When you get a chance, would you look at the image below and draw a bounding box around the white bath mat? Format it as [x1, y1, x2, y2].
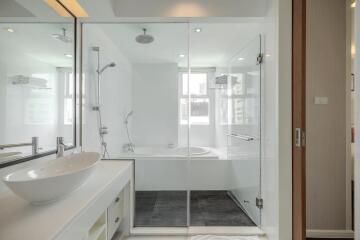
[190, 235, 260, 240]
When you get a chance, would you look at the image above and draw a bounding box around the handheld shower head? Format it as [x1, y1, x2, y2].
[97, 62, 116, 74]
[124, 110, 134, 124]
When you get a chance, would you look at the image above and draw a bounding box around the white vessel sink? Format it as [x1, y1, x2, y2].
[3, 152, 101, 204]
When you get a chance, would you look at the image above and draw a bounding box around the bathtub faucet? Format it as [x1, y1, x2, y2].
[123, 143, 135, 153]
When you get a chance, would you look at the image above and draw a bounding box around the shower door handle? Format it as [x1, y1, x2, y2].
[226, 133, 254, 141]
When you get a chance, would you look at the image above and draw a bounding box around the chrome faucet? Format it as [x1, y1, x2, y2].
[0, 136, 39, 155]
[56, 137, 66, 158]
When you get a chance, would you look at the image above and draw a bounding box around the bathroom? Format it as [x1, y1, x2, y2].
[0, 1, 292, 240]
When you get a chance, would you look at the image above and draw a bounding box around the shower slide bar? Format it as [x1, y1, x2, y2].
[226, 133, 255, 141]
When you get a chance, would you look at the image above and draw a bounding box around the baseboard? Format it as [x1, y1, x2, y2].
[306, 229, 354, 238]
[130, 226, 264, 236]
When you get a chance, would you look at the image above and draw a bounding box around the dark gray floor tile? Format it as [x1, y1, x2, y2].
[134, 190, 256, 227]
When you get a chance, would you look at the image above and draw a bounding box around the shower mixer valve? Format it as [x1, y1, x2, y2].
[92, 105, 100, 111]
[99, 126, 109, 135]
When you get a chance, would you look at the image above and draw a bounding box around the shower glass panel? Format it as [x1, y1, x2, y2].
[188, 23, 262, 226]
[82, 22, 189, 227]
[82, 22, 262, 229]
[227, 36, 262, 226]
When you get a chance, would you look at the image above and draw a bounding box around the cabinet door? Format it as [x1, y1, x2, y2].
[107, 191, 124, 239]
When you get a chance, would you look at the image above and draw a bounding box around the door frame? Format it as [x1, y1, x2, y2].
[292, 0, 306, 239]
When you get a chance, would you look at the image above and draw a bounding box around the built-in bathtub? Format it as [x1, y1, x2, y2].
[133, 146, 211, 157]
[125, 146, 219, 160]
[118, 146, 229, 190]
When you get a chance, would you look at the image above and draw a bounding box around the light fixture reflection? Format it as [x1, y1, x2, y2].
[4, 27, 15, 33]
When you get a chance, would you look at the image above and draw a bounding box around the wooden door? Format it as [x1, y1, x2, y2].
[292, 0, 306, 239]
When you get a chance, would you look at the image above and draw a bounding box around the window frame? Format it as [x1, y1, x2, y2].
[178, 69, 212, 126]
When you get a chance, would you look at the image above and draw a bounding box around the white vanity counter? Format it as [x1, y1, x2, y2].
[0, 160, 133, 240]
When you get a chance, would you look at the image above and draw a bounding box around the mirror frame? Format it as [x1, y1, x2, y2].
[0, 9, 78, 168]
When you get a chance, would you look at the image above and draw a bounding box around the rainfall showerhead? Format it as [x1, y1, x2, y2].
[52, 28, 72, 43]
[98, 62, 116, 74]
[135, 28, 154, 44]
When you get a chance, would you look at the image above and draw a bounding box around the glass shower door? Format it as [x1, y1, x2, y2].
[227, 35, 262, 226]
[187, 23, 262, 227]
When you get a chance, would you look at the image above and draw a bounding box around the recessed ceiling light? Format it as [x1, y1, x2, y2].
[238, 57, 245, 61]
[351, 1, 356, 7]
[194, 28, 202, 33]
[64, 54, 73, 58]
[179, 54, 185, 58]
[4, 28, 15, 33]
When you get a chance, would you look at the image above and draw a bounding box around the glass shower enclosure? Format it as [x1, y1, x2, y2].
[81, 22, 262, 228]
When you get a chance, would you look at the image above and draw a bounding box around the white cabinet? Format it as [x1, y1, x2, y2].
[107, 190, 125, 240]
[86, 189, 125, 240]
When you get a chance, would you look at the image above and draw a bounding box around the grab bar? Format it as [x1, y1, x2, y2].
[226, 133, 255, 141]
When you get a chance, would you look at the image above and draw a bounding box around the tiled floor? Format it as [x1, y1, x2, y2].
[135, 191, 256, 227]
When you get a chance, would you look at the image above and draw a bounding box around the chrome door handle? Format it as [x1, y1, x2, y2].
[226, 133, 254, 141]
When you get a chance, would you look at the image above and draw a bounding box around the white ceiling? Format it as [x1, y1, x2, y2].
[0, 0, 73, 20]
[78, 0, 270, 18]
[93, 22, 261, 68]
[0, 23, 74, 68]
[0, 0, 270, 19]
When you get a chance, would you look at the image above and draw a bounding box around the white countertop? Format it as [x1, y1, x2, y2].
[0, 160, 133, 240]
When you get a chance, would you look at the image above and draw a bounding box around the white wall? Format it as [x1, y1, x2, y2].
[132, 63, 178, 147]
[82, 25, 133, 156]
[260, 0, 292, 239]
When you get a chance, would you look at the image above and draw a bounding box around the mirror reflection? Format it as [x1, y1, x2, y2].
[0, 22, 75, 163]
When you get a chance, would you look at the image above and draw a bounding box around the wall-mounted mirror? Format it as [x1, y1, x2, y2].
[0, 1, 76, 166]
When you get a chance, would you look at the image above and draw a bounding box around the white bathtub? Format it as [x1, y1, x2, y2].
[134, 146, 210, 156]
[120, 147, 230, 191]
[121, 146, 222, 160]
